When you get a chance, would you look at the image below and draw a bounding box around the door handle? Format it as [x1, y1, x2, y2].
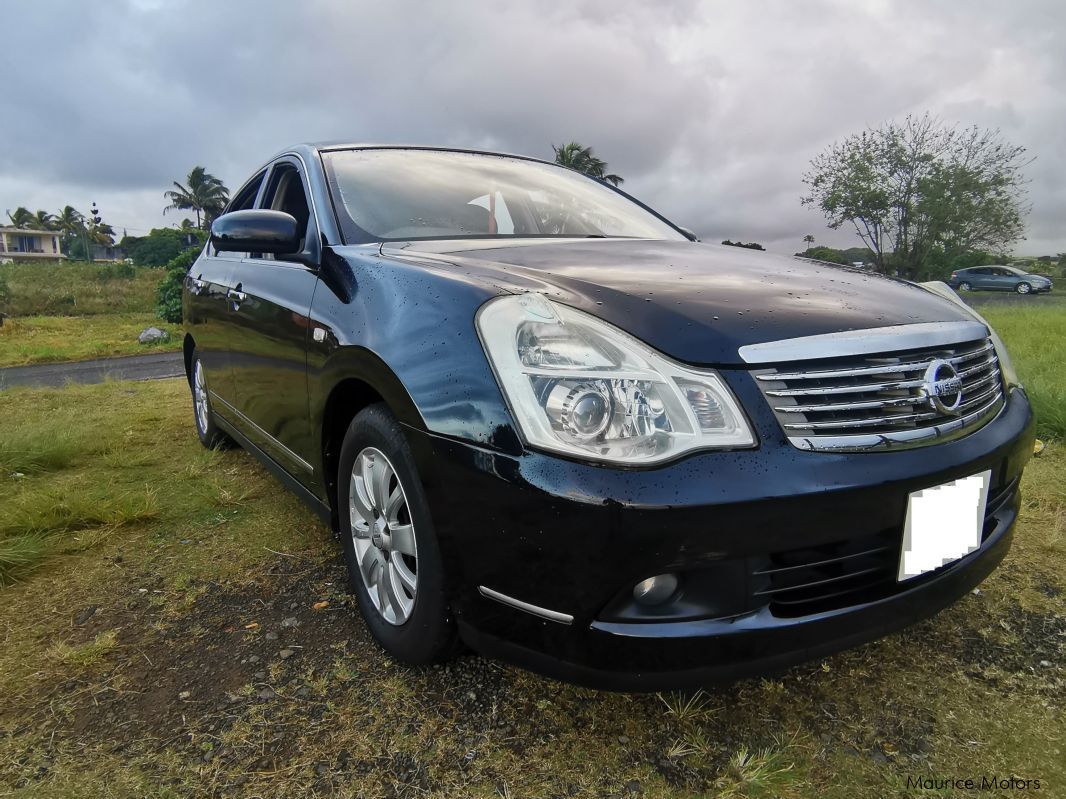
[189, 274, 206, 293]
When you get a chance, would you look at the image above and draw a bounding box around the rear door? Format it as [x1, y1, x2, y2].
[226, 157, 321, 484]
[186, 170, 265, 410]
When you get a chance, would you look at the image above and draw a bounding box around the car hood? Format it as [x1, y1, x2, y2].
[382, 238, 976, 366]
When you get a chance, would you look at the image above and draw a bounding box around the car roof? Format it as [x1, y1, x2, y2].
[272, 142, 560, 169]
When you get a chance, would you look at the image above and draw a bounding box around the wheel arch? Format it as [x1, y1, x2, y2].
[316, 346, 427, 532]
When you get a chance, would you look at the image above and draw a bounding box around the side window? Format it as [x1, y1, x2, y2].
[255, 162, 312, 259]
[227, 170, 266, 213]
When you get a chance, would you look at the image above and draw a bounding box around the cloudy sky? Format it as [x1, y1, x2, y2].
[1, 0, 1063, 254]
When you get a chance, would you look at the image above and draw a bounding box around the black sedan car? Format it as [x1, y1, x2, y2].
[183, 144, 1034, 690]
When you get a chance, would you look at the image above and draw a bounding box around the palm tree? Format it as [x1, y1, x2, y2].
[552, 142, 624, 186]
[6, 207, 33, 228]
[164, 166, 230, 229]
[54, 206, 85, 255]
[90, 222, 116, 246]
[32, 210, 56, 230]
[803, 234, 815, 251]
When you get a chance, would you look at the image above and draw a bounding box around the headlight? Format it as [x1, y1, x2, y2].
[919, 281, 1021, 387]
[476, 293, 755, 464]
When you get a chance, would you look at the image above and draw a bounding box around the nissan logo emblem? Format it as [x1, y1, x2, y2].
[922, 358, 964, 415]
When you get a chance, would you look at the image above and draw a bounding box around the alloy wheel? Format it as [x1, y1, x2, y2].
[1017, 282, 1031, 294]
[959, 282, 972, 291]
[349, 447, 419, 625]
[193, 360, 209, 434]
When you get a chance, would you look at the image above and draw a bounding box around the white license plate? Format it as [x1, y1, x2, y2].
[898, 471, 991, 581]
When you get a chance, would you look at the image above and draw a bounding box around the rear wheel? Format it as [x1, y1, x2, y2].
[190, 353, 230, 449]
[338, 404, 458, 664]
[1016, 282, 1032, 295]
[958, 282, 972, 292]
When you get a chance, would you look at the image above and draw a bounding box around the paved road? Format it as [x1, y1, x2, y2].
[0, 352, 185, 390]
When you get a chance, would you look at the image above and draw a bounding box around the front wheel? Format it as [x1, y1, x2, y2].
[338, 404, 458, 664]
[958, 282, 972, 292]
[1016, 282, 1032, 295]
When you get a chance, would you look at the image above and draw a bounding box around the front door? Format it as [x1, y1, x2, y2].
[190, 170, 266, 409]
[226, 158, 320, 485]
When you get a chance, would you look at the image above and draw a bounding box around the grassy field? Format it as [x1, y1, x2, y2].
[0, 313, 180, 367]
[968, 292, 1066, 440]
[0, 322, 1063, 796]
[0, 260, 179, 367]
[0, 260, 165, 317]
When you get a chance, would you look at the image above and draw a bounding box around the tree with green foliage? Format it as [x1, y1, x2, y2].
[30, 210, 56, 230]
[552, 142, 624, 186]
[803, 234, 815, 250]
[55, 205, 84, 249]
[802, 114, 1029, 279]
[120, 227, 205, 267]
[721, 239, 765, 251]
[796, 246, 850, 264]
[5, 207, 33, 228]
[163, 166, 230, 230]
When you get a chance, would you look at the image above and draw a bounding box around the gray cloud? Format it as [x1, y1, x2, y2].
[1, 0, 1063, 253]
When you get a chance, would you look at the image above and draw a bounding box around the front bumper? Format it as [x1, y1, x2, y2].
[404, 386, 1035, 691]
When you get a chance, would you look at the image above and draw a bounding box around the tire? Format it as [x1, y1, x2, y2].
[337, 403, 458, 664]
[190, 352, 230, 449]
[959, 282, 972, 292]
[1016, 282, 1032, 295]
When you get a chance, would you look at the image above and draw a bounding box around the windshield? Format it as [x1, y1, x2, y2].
[323, 148, 685, 243]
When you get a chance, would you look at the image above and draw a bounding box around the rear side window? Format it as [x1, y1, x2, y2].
[228, 170, 266, 213]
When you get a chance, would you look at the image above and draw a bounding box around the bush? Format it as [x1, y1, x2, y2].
[156, 247, 199, 324]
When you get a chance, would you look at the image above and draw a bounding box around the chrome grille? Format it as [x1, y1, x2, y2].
[754, 337, 1004, 452]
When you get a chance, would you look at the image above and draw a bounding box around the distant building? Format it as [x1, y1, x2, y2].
[0, 227, 63, 260]
[91, 243, 128, 261]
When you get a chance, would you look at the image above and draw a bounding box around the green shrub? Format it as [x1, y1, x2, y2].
[156, 247, 200, 324]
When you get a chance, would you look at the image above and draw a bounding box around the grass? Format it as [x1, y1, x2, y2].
[0, 260, 163, 317]
[47, 630, 118, 668]
[0, 300, 1062, 797]
[0, 312, 180, 367]
[969, 293, 1066, 440]
[0, 259, 176, 367]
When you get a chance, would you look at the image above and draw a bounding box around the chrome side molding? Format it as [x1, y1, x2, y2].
[477, 586, 574, 625]
[211, 392, 314, 473]
[738, 321, 989, 364]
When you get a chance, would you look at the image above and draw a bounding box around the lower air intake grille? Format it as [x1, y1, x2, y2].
[753, 478, 1018, 618]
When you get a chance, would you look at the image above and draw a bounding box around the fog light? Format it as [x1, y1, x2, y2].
[632, 573, 678, 605]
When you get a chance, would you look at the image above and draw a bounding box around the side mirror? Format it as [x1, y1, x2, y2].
[211, 210, 300, 254]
